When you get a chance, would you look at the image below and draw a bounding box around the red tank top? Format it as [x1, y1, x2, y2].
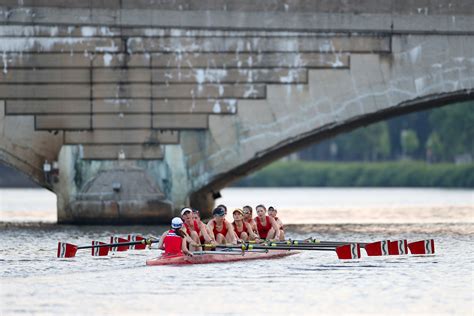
[232, 222, 249, 238]
[184, 220, 201, 236]
[256, 216, 272, 239]
[213, 220, 228, 237]
[164, 230, 183, 255]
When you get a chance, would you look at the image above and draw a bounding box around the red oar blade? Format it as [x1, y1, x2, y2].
[91, 241, 110, 256]
[336, 243, 361, 260]
[110, 237, 130, 252]
[57, 242, 78, 258]
[408, 239, 435, 255]
[365, 240, 390, 256]
[388, 240, 408, 255]
[128, 235, 146, 250]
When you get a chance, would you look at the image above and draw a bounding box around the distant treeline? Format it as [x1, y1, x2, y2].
[233, 161, 474, 188]
[298, 101, 473, 163]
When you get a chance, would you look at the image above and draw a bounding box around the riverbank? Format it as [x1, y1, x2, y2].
[233, 161, 474, 188]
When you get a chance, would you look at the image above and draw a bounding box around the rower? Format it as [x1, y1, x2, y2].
[207, 207, 236, 244]
[232, 209, 259, 242]
[268, 206, 285, 241]
[243, 205, 258, 233]
[181, 207, 216, 249]
[192, 208, 213, 240]
[156, 217, 192, 256]
[254, 204, 281, 241]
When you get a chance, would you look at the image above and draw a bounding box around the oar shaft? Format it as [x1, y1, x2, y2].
[263, 240, 368, 247]
[77, 239, 158, 249]
[205, 244, 337, 251]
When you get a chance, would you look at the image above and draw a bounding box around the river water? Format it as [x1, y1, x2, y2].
[0, 187, 473, 315]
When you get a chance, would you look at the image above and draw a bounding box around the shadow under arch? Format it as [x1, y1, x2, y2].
[191, 89, 474, 210]
[0, 150, 47, 189]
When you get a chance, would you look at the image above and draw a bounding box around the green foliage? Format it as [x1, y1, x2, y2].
[426, 132, 444, 161]
[400, 129, 420, 157]
[234, 161, 474, 188]
[299, 100, 473, 162]
[429, 101, 474, 160]
[333, 122, 391, 161]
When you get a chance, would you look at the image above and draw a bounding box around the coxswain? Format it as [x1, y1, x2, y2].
[207, 207, 236, 244]
[181, 207, 215, 249]
[156, 217, 192, 256]
[242, 205, 258, 233]
[268, 206, 285, 241]
[254, 204, 280, 240]
[232, 209, 259, 242]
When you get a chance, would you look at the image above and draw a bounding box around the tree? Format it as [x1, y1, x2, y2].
[429, 101, 474, 161]
[425, 131, 444, 162]
[400, 129, 419, 158]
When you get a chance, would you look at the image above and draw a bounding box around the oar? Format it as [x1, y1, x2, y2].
[260, 239, 428, 256]
[200, 243, 361, 260]
[256, 238, 368, 247]
[57, 238, 158, 258]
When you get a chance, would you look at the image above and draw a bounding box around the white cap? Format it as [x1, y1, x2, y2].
[180, 207, 193, 216]
[171, 217, 183, 228]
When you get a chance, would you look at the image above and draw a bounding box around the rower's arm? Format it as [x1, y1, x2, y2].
[278, 219, 284, 230]
[181, 237, 191, 256]
[180, 228, 195, 245]
[157, 231, 168, 250]
[245, 222, 258, 240]
[200, 222, 215, 243]
[226, 222, 237, 244]
[207, 220, 216, 240]
[269, 216, 281, 239]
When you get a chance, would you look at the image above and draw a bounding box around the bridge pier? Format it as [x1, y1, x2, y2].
[54, 146, 207, 224]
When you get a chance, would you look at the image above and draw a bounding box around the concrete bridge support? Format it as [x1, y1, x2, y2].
[0, 0, 473, 223]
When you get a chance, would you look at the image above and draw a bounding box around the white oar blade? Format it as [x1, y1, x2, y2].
[57, 242, 78, 258]
[128, 235, 146, 250]
[91, 241, 110, 256]
[408, 239, 435, 255]
[335, 243, 361, 260]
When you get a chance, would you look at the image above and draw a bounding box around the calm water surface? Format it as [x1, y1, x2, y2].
[0, 188, 473, 315]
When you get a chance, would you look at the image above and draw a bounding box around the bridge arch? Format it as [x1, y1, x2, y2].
[191, 89, 474, 211]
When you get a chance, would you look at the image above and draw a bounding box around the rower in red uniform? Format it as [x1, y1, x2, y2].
[243, 205, 258, 234]
[254, 204, 280, 240]
[207, 207, 236, 244]
[232, 209, 259, 242]
[157, 217, 192, 256]
[181, 207, 215, 249]
[268, 206, 285, 241]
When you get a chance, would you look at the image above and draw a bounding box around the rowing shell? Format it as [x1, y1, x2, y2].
[146, 249, 298, 266]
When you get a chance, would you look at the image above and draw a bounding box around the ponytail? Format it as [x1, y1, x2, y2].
[174, 228, 186, 238]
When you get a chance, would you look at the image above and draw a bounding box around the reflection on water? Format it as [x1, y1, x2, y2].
[0, 187, 473, 315]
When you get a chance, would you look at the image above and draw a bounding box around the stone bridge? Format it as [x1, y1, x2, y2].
[0, 0, 472, 223]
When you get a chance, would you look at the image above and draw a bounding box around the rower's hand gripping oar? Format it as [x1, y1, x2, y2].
[57, 237, 159, 258]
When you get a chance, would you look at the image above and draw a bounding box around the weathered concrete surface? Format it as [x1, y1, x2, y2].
[0, 0, 473, 224]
